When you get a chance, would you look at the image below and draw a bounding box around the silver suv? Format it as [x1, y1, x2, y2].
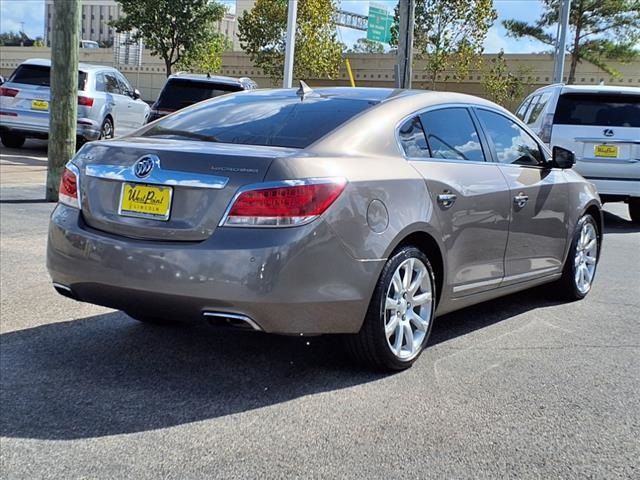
[0, 58, 150, 148]
[147, 73, 257, 123]
[517, 84, 639, 222]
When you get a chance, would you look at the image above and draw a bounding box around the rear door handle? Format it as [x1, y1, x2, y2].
[513, 192, 529, 208]
[437, 192, 457, 208]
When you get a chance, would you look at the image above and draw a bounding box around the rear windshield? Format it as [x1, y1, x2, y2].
[554, 93, 640, 127]
[142, 91, 376, 148]
[9, 64, 87, 90]
[155, 79, 243, 110]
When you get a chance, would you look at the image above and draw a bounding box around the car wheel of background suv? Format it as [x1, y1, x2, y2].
[99, 117, 114, 140]
[1, 133, 26, 149]
[346, 246, 436, 371]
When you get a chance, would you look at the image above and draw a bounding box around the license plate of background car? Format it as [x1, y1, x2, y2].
[594, 144, 618, 158]
[31, 99, 49, 111]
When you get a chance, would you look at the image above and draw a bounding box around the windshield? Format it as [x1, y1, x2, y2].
[554, 93, 640, 127]
[9, 64, 88, 91]
[155, 79, 243, 110]
[142, 91, 377, 148]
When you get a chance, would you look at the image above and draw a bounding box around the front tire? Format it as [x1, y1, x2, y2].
[1, 133, 26, 149]
[346, 246, 436, 371]
[629, 199, 640, 224]
[555, 214, 599, 301]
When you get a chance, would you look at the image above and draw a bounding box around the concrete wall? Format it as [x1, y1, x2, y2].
[2, 46, 639, 109]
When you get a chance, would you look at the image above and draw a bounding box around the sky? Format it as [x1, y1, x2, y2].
[0, 0, 550, 53]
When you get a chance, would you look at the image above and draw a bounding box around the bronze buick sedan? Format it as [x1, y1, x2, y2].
[47, 86, 602, 370]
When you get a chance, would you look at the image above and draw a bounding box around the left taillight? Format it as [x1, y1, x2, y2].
[222, 178, 347, 227]
[0, 87, 19, 97]
[78, 96, 94, 107]
[59, 165, 80, 208]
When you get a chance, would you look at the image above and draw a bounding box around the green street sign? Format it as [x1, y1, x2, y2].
[366, 4, 392, 44]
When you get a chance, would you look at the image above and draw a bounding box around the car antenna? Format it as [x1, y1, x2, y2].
[296, 80, 313, 101]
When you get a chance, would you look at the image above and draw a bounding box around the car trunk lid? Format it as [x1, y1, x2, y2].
[77, 137, 298, 241]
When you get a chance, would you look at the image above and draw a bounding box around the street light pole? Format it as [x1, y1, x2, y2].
[283, 0, 298, 88]
[553, 0, 571, 83]
[46, 0, 80, 201]
[395, 0, 414, 88]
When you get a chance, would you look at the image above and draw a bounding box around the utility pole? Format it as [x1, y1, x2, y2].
[395, 0, 415, 88]
[20, 22, 25, 46]
[552, 0, 571, 83]
[283, 0, 298, 88]
[46, 0, 80, 202]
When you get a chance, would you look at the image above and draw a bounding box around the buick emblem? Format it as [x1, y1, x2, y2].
[133, 155, 156, 178]
[604, 129, 614, 137]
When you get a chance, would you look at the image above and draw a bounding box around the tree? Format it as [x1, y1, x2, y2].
[391, 0, 497, 88]
[238, 0, 343, 84]
[111, 0, 226, 76]
[503, 0, 640, 83]
[483, 51, 533, 110]
[176, 34, 229, 74]
[349, 38, 385, 54]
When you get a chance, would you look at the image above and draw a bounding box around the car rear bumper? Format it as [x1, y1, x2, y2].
[47, 204, 383, 334]
[0, 113, 101, 140]
[583, 176, 640, 199]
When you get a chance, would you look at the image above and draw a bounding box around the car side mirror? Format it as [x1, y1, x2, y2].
[551, 146, 575, 169]
[132, 88, 141, 100]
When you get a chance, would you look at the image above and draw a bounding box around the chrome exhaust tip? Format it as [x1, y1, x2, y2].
[203, 311, 262, 331]
[52, 282, 77, 300]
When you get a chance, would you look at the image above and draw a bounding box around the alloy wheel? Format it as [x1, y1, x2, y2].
[574, 222, 598, 294]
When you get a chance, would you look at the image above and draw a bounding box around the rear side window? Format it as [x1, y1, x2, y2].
[420, 108, 485, 162]
[9, 64, 87, 90]
[527, 92, 551, 125]
[398, 117, 429, 158]
[476, 109, 543, 166]
[554, 93, 640, 127]
[142, 91, 376, 149]
[156, 79, 244, 110]
[516, 96, 533, 120]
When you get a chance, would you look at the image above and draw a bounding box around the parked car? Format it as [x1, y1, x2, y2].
[80, 40, 99, 49]
[0, 58, 150, 148]
[47, 86, 602, 371]
[517, 84, 640, 222]
[146, 72, 257, 122]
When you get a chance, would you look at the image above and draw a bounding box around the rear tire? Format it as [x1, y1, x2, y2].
[346, 246, 436, 371]
[1, 133, 26, 149]
[554, 214, 599, 301]
[629, 199, 640, 224]
[99, 117, 114, 140]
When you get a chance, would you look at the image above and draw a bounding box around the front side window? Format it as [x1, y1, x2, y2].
[103, 73, 121, 94]
[398, 116, 429, 158]
[516, 96, 533, 120]
[420, 108, 485, 162]
[476, 109, 543, 166]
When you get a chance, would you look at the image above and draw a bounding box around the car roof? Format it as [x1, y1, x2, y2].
[19, 58, 113, 73]
[530, 83, 640, 96]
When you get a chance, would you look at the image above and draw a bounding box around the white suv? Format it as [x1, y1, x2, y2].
[517, 84, 639, 223]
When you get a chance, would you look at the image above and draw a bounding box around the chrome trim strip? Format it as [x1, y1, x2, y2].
[218, 177, 347, 228]
[574, 138, 640, 144]
[85, 156, 229, 189]
[502, 266, 559, 283]
[203, 311, 262, 331]
[452, 277, 503, 293]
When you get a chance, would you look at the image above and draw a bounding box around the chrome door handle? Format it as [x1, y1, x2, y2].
[437, 192, 457, 208]
[513, 192, 529, 208]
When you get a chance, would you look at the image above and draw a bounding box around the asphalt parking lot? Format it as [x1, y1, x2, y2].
[1, 141, 639, 479]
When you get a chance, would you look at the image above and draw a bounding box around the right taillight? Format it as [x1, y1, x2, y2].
[540, 113, 554, 145]
[222, 178, 347, 227]
[0, 87, 19, 97]
[59, 165, 80, 208]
